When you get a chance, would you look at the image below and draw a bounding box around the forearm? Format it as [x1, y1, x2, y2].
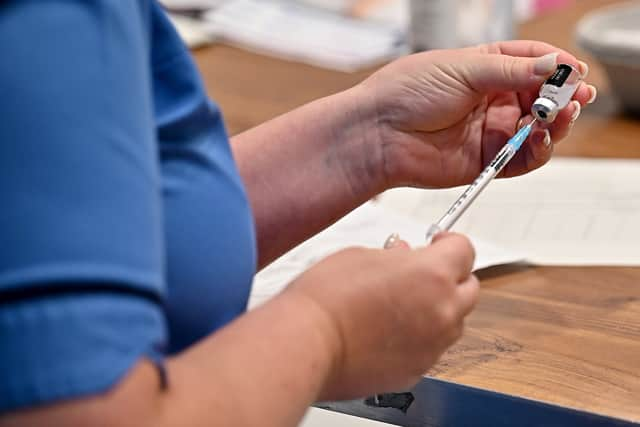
[0, 292, 339, 427]
[165, 292, 338, 427]
[232, 85, 385, 268]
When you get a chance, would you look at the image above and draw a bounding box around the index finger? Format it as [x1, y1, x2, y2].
[471, 40, 584, 75]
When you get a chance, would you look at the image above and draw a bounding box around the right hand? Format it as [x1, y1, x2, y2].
[285, 232, 479, 400]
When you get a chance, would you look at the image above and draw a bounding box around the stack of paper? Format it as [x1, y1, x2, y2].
[202, 0, 406, 71]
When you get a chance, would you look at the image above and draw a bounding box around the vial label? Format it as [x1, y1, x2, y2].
[532, 64, 582, 123]
[545, 64, 574, 87]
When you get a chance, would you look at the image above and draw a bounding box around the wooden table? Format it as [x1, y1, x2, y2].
[193, 1, 640, 424]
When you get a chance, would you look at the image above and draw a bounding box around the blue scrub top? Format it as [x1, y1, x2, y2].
[0, 1, 257, 412]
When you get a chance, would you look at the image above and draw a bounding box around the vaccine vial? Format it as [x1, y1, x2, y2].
[532, 64, 582, 123]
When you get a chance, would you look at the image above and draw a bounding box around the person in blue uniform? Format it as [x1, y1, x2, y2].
[0, 1, 595, 425]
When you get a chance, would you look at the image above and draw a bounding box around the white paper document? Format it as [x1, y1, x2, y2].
[379, 158, 640, 266]
[160, 0, 226, 11]
[168, 14, 217, 48]
[300, 407, 394, 427]
[250, 202, 524, 308]
[202, 0, 406, 71]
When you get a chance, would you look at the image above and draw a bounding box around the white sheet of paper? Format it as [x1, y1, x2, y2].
[168, 13, 217, 48]
[160, 0, 226, 10]
[378, 158, 640, 266]
[299, 407, 395, 427]
[202, 0, 406, 72]
[249, 202, 524, 309]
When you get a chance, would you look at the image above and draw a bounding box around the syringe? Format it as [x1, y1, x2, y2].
[425, 119, 536, 243]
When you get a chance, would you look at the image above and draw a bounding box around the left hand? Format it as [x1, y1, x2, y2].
[355, 40, 596, 189]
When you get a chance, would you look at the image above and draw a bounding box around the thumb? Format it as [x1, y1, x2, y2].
[463, 52, 563, 93]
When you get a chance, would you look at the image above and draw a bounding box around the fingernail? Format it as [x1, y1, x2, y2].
[543, 129, 552, 148]
[384, 233, 400, 249]
[578, 60, 589, 78]
[516, 118, 525, 131]
[587, 84, 598, 104]
[534, 53, 559, 75]
[570, 100, 581, 122]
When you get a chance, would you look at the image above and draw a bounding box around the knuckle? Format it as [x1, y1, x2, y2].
[438, 303, 458, 327]
[483, 42, 498, 54]
[451, 233, 476, 260]
[428, 267, 452, 287]
[438, 233, 475, 269]
[468, 275, 481, 299]
[463, 237, 476, 262]
[501, 57, 518, 82]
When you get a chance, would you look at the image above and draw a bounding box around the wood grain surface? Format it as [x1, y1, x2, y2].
[193, 0, 640, 421]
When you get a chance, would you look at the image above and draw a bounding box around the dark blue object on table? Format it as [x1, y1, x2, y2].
[317, 377, 638, 427]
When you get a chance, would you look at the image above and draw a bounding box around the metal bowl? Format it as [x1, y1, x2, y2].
[575, 1, 640, 115]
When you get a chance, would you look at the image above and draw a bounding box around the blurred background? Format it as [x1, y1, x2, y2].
[161, 0, 640, 122]
[160, 0, 576, 70]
